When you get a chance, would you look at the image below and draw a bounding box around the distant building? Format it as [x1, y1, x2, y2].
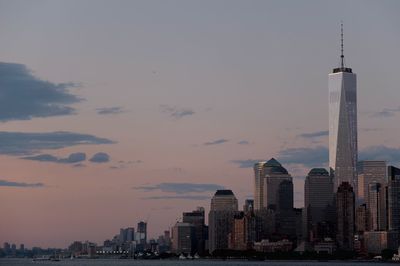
[367, 182, 387, 231]
[136, 221, 147, 251]
[243, 199, 254, 213]
[304, 168, 334, 241]
[328, 35, 358, 192]
[208, 190, 238, 253]
[182, 207, 206, 254]
[336, 182, 355, 251]
[254, 158, 292, 211]
[364, 231, 399, 254]
[357, 161, 387, 203]
[253, 239, 293, 253]
[355, 203, 368, 233]
[171, 222, 195, 254]
[388, 166, 400, 232]
[229, 211, 256, 250]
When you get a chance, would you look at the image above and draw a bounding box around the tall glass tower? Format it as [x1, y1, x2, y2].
[329, 24, 358, 192]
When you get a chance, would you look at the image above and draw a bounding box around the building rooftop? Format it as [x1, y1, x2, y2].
[214, 189, 234, 196]
[308, 168, 329, 176]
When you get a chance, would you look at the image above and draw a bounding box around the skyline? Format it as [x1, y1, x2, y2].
[1, 0, 400, 248]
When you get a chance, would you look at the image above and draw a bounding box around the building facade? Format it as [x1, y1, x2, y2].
[208, 190, 239, 253]
[357, 161, 387, 203]
[328, 28, 358, 192]
[254, 158, 292, 211]
[388, 166, 400, 232]
[336, 182, 355, 251]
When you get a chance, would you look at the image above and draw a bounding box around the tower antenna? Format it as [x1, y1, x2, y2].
[341, 21, 344, 68]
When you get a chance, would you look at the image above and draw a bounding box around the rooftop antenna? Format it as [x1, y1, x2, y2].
[340, 21, 344, 68]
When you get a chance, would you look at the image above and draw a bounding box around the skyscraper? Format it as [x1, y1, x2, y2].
[208, 190, 239, 253]
[304, 168, 335, 241]
[336, 182, 355, 251]
[388, 166, 400, 232]
[367, 182, 387, 231]
[329, 24, 358, 192]
[254, 158, 292, 210]
[182, 207, 206, 254]
[357, 161, 387, 203]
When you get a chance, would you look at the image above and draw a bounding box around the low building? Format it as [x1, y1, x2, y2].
[313, 238, 336, 254]
[253, 239, 292, 253]
[364, 231, 399, 254]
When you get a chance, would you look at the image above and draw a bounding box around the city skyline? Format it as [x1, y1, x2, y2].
[1, 0, 400, 248]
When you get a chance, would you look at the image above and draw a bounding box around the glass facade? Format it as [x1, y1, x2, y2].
[329, 70, 358, 192]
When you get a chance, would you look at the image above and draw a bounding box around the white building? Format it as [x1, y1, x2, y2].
[329, 24, 358, 192]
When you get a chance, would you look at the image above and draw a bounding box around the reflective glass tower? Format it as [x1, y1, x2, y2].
[329, 24, 358, 191]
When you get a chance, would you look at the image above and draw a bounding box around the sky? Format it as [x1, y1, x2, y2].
[0, 0, 400, 248]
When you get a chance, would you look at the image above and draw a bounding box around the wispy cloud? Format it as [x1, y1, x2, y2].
[96, 106, 126, 115]
[237, 140, 250, 145]
[231, 159, 263, 168]
[142, 195, 210, 200]
[134, 182, 224, 194]
[0, 62, 81, 122]
[278, 146, 328, 167]
[298, 130, 328, 139]
[22, 152, 86, 164]
[359, 145, 400, 163]
[204, 139, 229, 146]
[89, 152, 110, 163]
[371, 107, 400, 118]
[0, 131, 114, 156]
[0, 179, 44, 188]
[160, 105, 195, 119]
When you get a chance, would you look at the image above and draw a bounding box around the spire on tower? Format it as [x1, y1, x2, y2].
[341, 21, 344, 68]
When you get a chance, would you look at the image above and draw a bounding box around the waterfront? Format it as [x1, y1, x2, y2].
[0, 259, 394, 266]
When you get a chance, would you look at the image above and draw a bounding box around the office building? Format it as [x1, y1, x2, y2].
[367, 182, 387, 231]
[254, 158, 292, 210]
[388, 166, 400, 232]
[208, 190, 239, 253]
[357, 161, 387, 203]
[336, 182, 355, 251]
[182, 207, 206, 254]
[329, 24, 358, 192]
[304, 168, 334, 241]
[171, 222, 195, 254]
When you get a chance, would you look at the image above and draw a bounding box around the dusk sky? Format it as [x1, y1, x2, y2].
[1, 0, 400, 248]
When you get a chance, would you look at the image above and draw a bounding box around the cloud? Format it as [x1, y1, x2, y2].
[96, 106, 126, 115]
[89, 152, 110, 163]
[142, 195, 210, 200]
[371, 107, 400, 118]
[73, 163, 86, 168]
[160, 105, 195, 119]
[0, 131, 114, 155]
[204, 139, 229, 146]
[134, 182, 224, 194]
[231, 159, 262, 168]
[359, 145, 400, 163]
[0, 179, 44, 188]
[278, 146, 328, 167]
[237, 140, 250, 145]
[22, 152, 86, 164]
[0, 62, 81, 122]
[298, 130, 328, 139]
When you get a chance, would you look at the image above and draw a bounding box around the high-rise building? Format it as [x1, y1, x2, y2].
[254, 158, 292, 211]
[388, 166, 400, 232]
[355, 203, 368, 233]
[208, 190, 239, 253]
[171, 222, 195, 254]
[228, 211, 256, 250]
[329, 24, 358, 192]
[182, 207, 206, 254]
[357, 161, 387, 203]
[304, 168, 335, 241]
[367, 182, 387, 231]
[336, 182, 355, 251]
